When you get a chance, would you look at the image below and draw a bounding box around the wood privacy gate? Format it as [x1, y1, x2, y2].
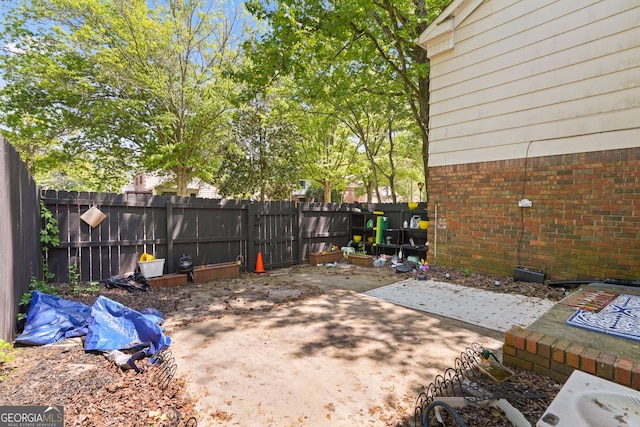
[42, 191, 352, 283]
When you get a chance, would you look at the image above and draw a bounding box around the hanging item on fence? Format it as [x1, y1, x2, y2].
[80, 205, 107, 228]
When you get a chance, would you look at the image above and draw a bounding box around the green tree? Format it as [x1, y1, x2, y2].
[326, 82, 412, 203]
[217, 91, 303, 200]
[305, 182, 342, 203]
[244, 0, 452, 202]
[297, 109, 357, 203]
[0, 0, 248, 195]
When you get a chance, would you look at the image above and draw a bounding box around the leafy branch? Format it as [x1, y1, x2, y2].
[18, 201, 61, 323]
[40, 200, 60, 253]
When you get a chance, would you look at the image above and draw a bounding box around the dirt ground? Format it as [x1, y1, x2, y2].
[0, 263, 566, 426]
[165, 265, 509, 426]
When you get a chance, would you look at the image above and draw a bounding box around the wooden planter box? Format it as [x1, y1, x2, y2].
[148, 273, 187, 288]
[193, 262, 240, 283]
[347, 254, 374, 267]
[308, 251, 344, 265]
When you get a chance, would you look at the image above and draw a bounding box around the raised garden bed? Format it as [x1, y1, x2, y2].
[308, 251, 344, 265]
[347, 254, 374, 267]
[148, 273, 187, 288]
[193, 262, 240, 282]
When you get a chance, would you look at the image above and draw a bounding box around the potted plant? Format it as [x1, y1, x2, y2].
[308, 245, 344, 265]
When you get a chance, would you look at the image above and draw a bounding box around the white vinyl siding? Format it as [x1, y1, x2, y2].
[422, 0, 640, 166]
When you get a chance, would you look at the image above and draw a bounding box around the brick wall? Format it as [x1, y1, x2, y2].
[503, 326, 640, 390]
[427, 148, 640, 280]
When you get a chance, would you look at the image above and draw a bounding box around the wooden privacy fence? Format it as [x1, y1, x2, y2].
[1, 136, 41, 342]
[42, 190, 352, 283]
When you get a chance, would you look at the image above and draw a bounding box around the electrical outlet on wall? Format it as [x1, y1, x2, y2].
[518, 198, 532, 208]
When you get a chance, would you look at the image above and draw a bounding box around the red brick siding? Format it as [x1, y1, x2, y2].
[428, 148, 640, 280]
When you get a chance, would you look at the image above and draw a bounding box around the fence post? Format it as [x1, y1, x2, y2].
[297, 203, 304, 264]
[166, 199, 174, 273]
[1, 137, 41, 341]
[247, 202, 256, 272]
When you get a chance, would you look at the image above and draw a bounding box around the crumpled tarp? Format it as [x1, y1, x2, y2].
[84, 296, 170, 355]
[16, 291, 170, 355]
[15, 291, 91, 345]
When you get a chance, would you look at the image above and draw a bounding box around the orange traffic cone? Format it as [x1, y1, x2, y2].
[255, 252, 266, 274]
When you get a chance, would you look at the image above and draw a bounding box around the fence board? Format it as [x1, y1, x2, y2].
[39, 192, 354, 282]
[1, 143, 362, 341]
[1, 137, 41, 341]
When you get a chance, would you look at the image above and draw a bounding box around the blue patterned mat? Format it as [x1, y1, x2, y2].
[566, 294, 640, 342]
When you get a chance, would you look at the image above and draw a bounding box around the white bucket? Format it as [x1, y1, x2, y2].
[138, 259, 165, 278]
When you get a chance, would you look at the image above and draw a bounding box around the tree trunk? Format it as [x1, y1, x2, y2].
[174, 168, 189, 197]
[323, 180, 331, 203]
[414, 0, 432, 204]
[386, 116, 397, 203]
[367, 180, 374, 203]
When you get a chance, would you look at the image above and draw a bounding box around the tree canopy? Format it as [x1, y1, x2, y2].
[243, 0, 451, 202]
[1, 0, 451, 201]
[1, 0, 248, 195]
[216, 89, 304, 200]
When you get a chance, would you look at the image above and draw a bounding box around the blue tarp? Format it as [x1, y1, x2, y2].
[84, 296, 171, 355]
[16, 291, 170, 355]
[15, 291, 91, 345]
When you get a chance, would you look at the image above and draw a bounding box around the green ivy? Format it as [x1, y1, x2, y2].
[0, 339, 17, 381]
[85, 281, 100, 292]
[17, 278, 60, 322]
[68, 263, 80, 294]
[39, 201, 60, 252]
[0, 340, 15, 363]
[18, 202, 61, 322]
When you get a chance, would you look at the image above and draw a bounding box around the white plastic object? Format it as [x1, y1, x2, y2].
[138, 259, 165, 278]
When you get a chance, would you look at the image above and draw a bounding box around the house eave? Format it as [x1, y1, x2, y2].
[416, 0, 485, 58]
